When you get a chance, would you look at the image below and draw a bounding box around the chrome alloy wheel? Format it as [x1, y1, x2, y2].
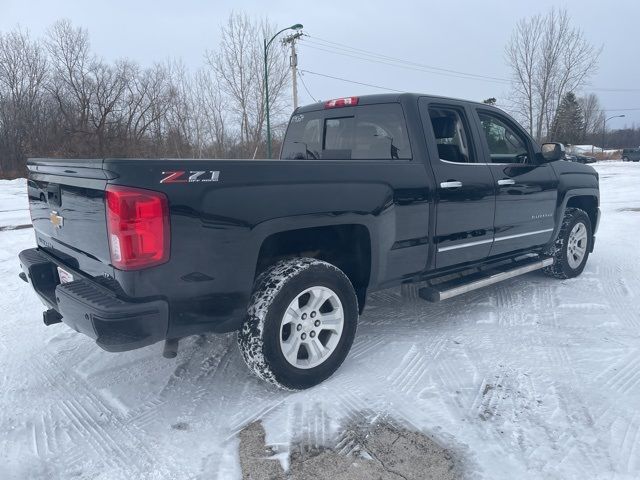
[567, 221, 588, 269]
[279, 286, 344, 369]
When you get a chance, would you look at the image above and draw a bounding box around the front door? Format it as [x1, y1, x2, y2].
[419, 99, 496, 269]
[472, 109, 558, 256]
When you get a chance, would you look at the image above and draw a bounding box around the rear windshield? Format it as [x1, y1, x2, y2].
[281, 103, 412, 160]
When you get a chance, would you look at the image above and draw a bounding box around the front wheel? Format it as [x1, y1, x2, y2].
[543, 208, 592, 279]
[238, 258, 358, 390]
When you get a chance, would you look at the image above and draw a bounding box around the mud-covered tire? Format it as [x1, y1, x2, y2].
[238, 258, 358, 390]
[543, 207, 592, 279]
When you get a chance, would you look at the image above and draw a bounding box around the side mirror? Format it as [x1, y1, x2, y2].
[540, 142, 565, 162]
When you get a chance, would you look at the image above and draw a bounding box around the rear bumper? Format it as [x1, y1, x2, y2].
[19, 248, 168, 352]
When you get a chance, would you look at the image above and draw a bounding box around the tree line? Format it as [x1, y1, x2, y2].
[2, 9, 637, 179]
[0, 13, 292, 178]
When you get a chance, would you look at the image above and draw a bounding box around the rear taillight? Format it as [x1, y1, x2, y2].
[105, 185, 170, 270]
[324, 96, 359, 109]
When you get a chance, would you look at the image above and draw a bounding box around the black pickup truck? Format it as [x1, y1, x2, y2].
[19, 93, 600, 389]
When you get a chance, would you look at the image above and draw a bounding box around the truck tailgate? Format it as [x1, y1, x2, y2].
[27, 159, 114, 278]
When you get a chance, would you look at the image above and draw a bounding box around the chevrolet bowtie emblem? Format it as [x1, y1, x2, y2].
[50, 211, 64, 229]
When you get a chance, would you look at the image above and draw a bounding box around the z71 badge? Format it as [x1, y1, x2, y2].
[160, 170, 220, 184]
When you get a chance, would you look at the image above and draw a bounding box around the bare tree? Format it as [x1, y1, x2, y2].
[579, 93, 605, 138]
[193, 68, 228, 157]
[505, 14, 542, 136]
[45, 19, 94, 144]
[205, 12, 290, 157]
[506, 8, 600, 141]
[89, 60, 131, 154]
[0, 28, 48, 175]
[119, 63, 174, 156]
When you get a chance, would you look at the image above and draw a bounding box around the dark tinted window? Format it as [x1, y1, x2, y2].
[281, 103, 411, 160]
[478, 112, 531, 164]
[428, 107, 475, 163]
[324, 117, 355, 159]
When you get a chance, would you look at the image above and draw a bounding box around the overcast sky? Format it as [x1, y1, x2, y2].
[2, 0, 639, 129]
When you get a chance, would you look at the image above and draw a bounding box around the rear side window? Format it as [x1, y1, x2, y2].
[428, 107, 475, 163]
[281, 103, 412, 160]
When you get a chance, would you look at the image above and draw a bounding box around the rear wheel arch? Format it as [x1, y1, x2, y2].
[254, 224, 372, 312]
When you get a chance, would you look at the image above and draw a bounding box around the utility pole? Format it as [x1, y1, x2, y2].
[283, 31, 303, 110]
[264, 23, 303, 158]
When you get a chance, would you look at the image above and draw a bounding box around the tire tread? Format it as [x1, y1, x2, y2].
[543, 207, 591, 279]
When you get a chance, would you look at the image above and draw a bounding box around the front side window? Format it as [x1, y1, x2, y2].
[281, 103, 411, 160]
[478, 112, 530, 164]
[428, 107, 475, 163]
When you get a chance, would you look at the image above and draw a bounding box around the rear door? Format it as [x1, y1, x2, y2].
[471, 109, 558, 256]
[281, 101, 432, 284]
[419, 98, 496, 269]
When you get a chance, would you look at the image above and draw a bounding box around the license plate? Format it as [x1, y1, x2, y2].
[57, 266, 74, 284]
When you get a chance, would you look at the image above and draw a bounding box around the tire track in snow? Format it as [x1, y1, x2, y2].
[616, 414, 640, 474]
[349, 336, 386, 360]
[125, 333, 236, 431]
[30, 354, 163, 477]
[386, 336, 451, 395]
[434, 354, 471, 395]
[544, 386, 610, 476]
[23, 362, 128, 472]
[388, 344, 426, 395]
[366, 289, 402, 308]
[598, 354, 640, 397]
[545, 344, 571, 368]
[286, 401, 333, 451]
[58, 399, 128, 471]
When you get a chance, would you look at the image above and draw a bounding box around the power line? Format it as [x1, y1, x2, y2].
[299, 69, 640, 117]
[299, 69, 513, 109]
[303, 38, 510, 85]
[602, 107, 640, 111]
[305, 34, 640, 94]
[306, 35, 511, 84]
[297, 69, 318, 102]
[298, 69, 407, 93]
[592, 87, 640, 93]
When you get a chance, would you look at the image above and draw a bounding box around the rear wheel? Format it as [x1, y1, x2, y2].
[623, 156, 629, 162]
[543, 208, 592, 279]
[238, 258, 358, 390]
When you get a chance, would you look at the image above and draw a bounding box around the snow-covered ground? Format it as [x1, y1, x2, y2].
[1, 162, 639, 479]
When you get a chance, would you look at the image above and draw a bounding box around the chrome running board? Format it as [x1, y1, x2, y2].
[418, 257, 554, 302]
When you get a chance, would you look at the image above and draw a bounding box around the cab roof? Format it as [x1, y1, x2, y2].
[294, 92, 496, 114]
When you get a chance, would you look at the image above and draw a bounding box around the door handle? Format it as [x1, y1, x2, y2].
[497, 179, 516, 186]
[440, 181, 463, 189]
